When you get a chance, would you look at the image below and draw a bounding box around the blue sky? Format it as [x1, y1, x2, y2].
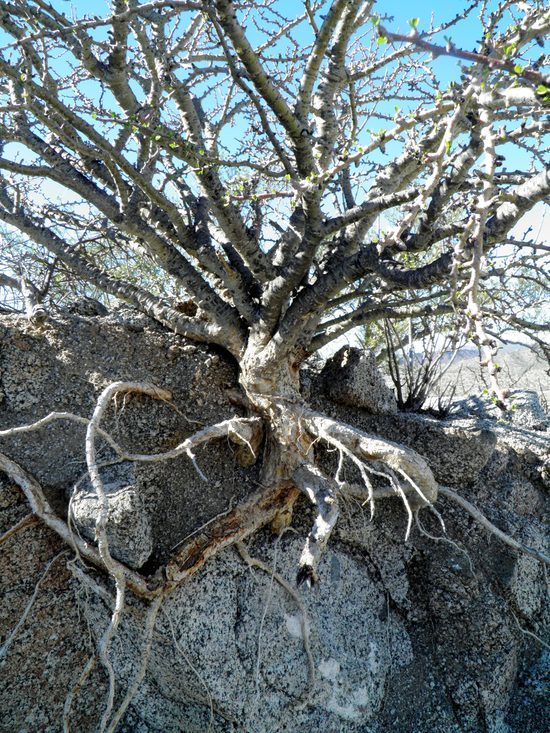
[45, 1, 545, 104]
[51, 0, 494, 61]
[5, 1, 546, 181]
[0, 1, 547, 331]
[5, 2, 548, 217]
[45, 1, 542, 91]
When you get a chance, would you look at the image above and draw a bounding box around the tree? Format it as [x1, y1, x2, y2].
[0, 0, 548, 590]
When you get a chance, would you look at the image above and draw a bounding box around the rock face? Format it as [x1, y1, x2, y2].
[0, 313, 548, 733]
[71, 467, 153, 569]
[452, 389, 549, 431]
[320, 346, 397, 414]
[509, 390, 549, 431]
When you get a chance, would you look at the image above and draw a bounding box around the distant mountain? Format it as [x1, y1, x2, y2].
[432, 347, 549, 404]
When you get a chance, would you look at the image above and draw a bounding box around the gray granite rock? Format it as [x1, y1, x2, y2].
[84, 535, 414, 733]
[66, 297, 109, 317]
[321, 346, 397, 414]
[509, 390, 548, 431]
[451, 389, 548, 432]
[70, 469, 152, 569]
[0, 313, 548, 733]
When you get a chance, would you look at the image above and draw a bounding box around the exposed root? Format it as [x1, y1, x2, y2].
[62, 564, 158, 733]
[170, 496, 236, 553]
[0, 379, 441, 598]
[510, 610, 550, 651]
[104, 595, 163, 733]
[0, 381, 266, 596]
[165, 482, 300, 587]
[236, 540, 316, 710]
[85, 384, 138, 731]
[439, 485, 550, 566]
[328, 434, 376, 518]
[62, 584, 122, 733]
[0, 380, 267, 731]
[0, 512, 39, 547]
[63, 652, 99, 733]
[11, 377, 546, 732]
[95, 580, 124, 732]
[0, 397, 262, 476]
[414, 510, 475, 577]
[163, 605, 215, 732]
[0, 410, 125, 454]
[69, 561, 116, 607]
[301, 407, 438, 507]
[289, 406, 439, 574]
[241, 536, 280, 718]
[0, 549, 69, 664]
[293, 463, 339, 586]
[0, 450, 158, 598]
[115, 415, 263, 474]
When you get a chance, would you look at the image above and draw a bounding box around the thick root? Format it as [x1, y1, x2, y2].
[165, 482, 299, 587]
[301, 407, 438, 507]
[284, 406, 439, 573]
[0, 381, 270, 733]
[293, 463, 339, 586]
[2, 376, 547, 733]
[0, 451, 157, 598]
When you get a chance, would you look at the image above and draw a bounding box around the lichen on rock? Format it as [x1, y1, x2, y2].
[0, 313, 548, 733]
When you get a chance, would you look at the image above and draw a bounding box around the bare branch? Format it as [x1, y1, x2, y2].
[378, 13, 549, 85]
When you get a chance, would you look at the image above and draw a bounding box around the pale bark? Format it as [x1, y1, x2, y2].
[0, 0, 547, 590]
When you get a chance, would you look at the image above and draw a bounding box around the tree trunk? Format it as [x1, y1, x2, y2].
[239, 340, 311, 486]
[238, 337, 440, 583]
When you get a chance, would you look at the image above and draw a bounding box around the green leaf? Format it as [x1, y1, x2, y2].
[536, 84, 548, 94]
[198, 148, 205, 156]
[445, 139, 451, 155]
[370, 14, 380, 26]
[408, 17, 419, 28]
[377, 36, 387, 45]
[91, 111, 97, 120]
[513, 64, 523, 74]
[153, 134, 162, 141]
[168, 141, 179, 149]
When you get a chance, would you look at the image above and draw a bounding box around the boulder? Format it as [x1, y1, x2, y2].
[509, 390, 548, 431]
[0, 313, 547, 733]
[321, 346, 397, 414]
[70, 466, 152, 569]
